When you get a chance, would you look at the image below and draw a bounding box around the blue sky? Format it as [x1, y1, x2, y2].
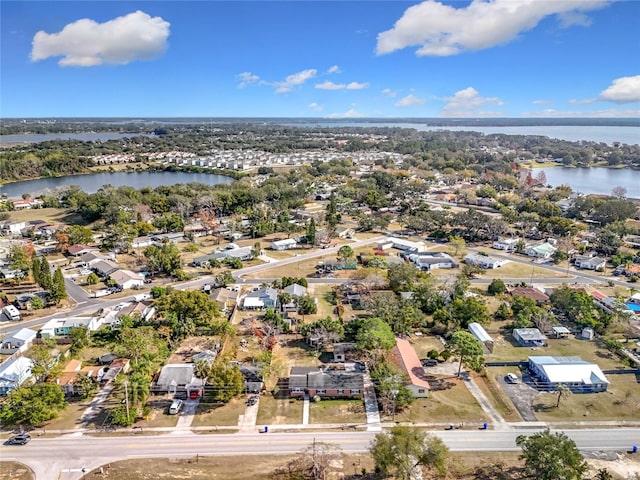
[2, 1, 639, 118]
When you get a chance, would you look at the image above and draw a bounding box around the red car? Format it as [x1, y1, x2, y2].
[189, 390, 201, 400]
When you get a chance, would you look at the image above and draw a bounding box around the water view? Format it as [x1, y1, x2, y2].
[0, 171, 233, 198]
[530, 167, 640, 197]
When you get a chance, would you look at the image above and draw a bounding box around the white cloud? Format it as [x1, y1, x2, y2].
[532, 99, 552, 105]
[440, 87, 504, 117]
[31, 10, 170, 66]
[309, 102, 324, 112]
[273, 69, 317, 93]
[382, 88, 397, 98]
[598, 75, 640, 103]
[376, 0, 611, 57]
[327, 65, 341, 74]
[237, 72, 260, 88]
[315, 81, 369, 90]
[316, 81, 345, 91]
[568, 98, 597, 105]
[346, 82, 369, 90]
[523, 108, 640, 117]
[395, 94, 425, 108]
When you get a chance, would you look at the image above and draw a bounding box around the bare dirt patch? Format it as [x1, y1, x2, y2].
[0, 462, 35, 480]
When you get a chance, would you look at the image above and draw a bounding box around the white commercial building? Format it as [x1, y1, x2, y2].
[528, 356, 609, 393]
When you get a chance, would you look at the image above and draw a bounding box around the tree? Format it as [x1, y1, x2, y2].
[206, 362, 244, 402]
[487, 278, 506, 295]
[47, 267, 67, 305]
[74, 373, 98, 399]
[516, 429, 587, 480]
[296, 294, 318, 315]
[86, 272, 99, 285]
[29, 295, 44, 310]
[31, 255, 41, 286]
[115, 327, 164, 371]
[215, 270, 235, 287]
[69, 326, 90, 355]
[370, 426, 449, 479]
[336, 245, 354, 265]
[450, 296, 490, 328]
[449, 235, 466, 257]
[144, 240, 182, 277]
[156, 290, 222, 338]
[39, 256, 52, 291]
[387, 262, 421, 292]
[325, 192, 340, 233]
[0, 383, 67, 427]
[355, 317, 396, 353]
[65, 225, 94, 246]
[449, 330, 485, 376]
[8, 245, 30, 282]
[610, 186, 627, 199]
[595, 468, 614, 480]
[275, 441, 343, 480]
[306, 218, 317, 245]
[555, 383, 571, 408]
[30, 340, 61, 383]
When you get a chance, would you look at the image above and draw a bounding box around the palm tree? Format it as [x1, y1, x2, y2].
[193, 359, 211, 383]
[555, 383, 571, 408]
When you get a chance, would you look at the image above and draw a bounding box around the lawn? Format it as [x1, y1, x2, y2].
[393, 377, 488, 424]
[533, 372, 640, 422]
[6, 207, 78, 224]
[407, 335, 447, 359]
[273, 338, 324, 370]
[256, 395, 304, 424]
[471, 372, 522, 422]
[245, 255, 331, 279]
[192, 397, 247, 427]
[308, 398, 366, 424]
[42, 399, 89, 430]
[474, 261, 571, 280]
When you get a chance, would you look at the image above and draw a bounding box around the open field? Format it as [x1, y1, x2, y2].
[473, 260, 571, 280]
[192, 397, 247, 427]
[245, 255, 333, 279]
[308, 398, 366, 424]
[0, 462, 34, 480]
[256, 395, 304, 424]
[5, 207, 78, 224]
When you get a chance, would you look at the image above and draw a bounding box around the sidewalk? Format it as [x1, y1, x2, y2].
[362, 373, 381, 432]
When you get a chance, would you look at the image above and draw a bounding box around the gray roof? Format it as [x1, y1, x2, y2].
[1, 327, 37, 344]
[307, 370, 364, 391]
[514, 328, 547, 341]
[283, 284, 307, 297]
[156, 364, 197, 386]
[246, 286, 278, 302]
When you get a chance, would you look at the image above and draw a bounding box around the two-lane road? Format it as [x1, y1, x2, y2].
[3, 428, 639, 480]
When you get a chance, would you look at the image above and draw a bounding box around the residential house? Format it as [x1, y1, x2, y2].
[39, 316, 105, 337]
[223, 246, 254, 261]
[409, 252, 457, 271]
[92, 259, 119, 277]
[109, 269, 144, 290]
[513, 328, 547, 347]
[468, 322, 494, 353]
[0, 327, 37, 354]
[509, 287, 550, 305]
[390, 337, 430, 398]
[77, 251, 113, 268]
[271, 238, 297, 251]
[100, 358, 130, 385]
[0, 220, 27, 235]
[574, 255, 606, 271]
[56, 359, 105, 396]
[191, 252, 227, 267]
[243, 287, 278, 310]
[150, 232, 184, 244]
[131, 236, 154, 249]
[335, 227, 355, 239]
[288, 366, 363, 398]
[67, 244, 99, 257]
[116, 301, 155, 323]
[240, 366, 264, 394]
[283, 283, 307, 297]
[525, 242, 557, 259]
[492, 237, 520, 252]
[0, 356, 33, 395]
[464, 253, 506, 269]
[152, 363, 204, 394]
[386, 237, 427, 253]
[528, 356, 609, 393]
[210, 287, 239, 312]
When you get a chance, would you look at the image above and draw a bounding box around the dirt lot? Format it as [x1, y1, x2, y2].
[0, 462, 34, 480]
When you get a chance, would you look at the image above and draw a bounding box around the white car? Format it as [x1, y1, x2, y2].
[80, 269, 92, 275]
[505, 373, 519, 384]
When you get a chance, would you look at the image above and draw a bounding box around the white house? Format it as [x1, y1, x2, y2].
[409, 252, 457, 271]
[0, 327, 37, 354]
[40, 316, 105, 337]
[110, 269, 145, 290]
[574, 255, 606, 271]
[0, 356, 33, 395]
[271, 238, 297, 251]
[464, 253, 506, 269]
[0, 221, 27, 235]
[492, 237, 520, 252]
[387, 237, 427, 253]
[525, 242, 557, 259]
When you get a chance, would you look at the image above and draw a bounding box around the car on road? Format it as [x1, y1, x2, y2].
[505, 373, 519, 384]
[6, 434, 31, 445]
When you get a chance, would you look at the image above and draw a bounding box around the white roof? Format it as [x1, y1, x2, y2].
[0, 356, 34, 379]
[468, 322, 493, 343]
[529, 356, 609, 385]
[272, 238, 297, 246]
[1, 327, 37, 344]
[243, 297, 264, 308]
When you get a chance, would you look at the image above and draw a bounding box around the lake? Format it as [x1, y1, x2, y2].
[530, 167, 640, 197]
[0, 132, 153, 143]
[0, 171, 234, 198]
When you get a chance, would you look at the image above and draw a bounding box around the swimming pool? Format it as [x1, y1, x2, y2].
[625, 302, 640, 312]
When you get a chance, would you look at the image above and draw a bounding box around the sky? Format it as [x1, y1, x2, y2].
[1, 0, 640, 118]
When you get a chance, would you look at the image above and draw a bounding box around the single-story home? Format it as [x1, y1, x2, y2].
[131, 236, 154, 249]
[283, 283, 307, 297]
[386, 237, 427, 253]
[56, 359, 105, 396]
[223, 246, 254, 261]
[271, 238, 297, 251]
[0, 356, 33, 395]
[574, 255, 606, 271]
[39, 316, 105, 337]
[528, 356, 609, 393]
[210, 287, 240, 312]
[92, 259, 119, 277]
[243, 287, 278, 310]
[525, 242, 557, 259]
[390, 337, 430, 398]
[468, 322, 494, 353]
[332, 342, 356, 362]
[409, 252, 457, 271]
[100, 358, 130, 385]
[335, 227, 355, 239]
[288, 366, 363, 398]
[109, 269, 144, 290]
[509, 287, 550, 305]
[0, 220, 26, 235]
[0, 327, 37, 354]
[152, 363, 204, 394]
[192, 252, 227, 267]
[492, 237, 520, 252]
[513, 328, 547, 347]
[240, 366, 264, 394]
[464, 253, 506, 269]
[67, 244, 99, 257]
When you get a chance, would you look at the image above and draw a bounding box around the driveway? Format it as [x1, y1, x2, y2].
[497, 373, 540, 422]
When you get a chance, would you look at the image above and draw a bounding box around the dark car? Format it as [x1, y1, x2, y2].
[421, 359, 438, 367]
[7, 434, 31, 445]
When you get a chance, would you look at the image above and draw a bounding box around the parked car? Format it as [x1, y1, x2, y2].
[505, 373, 519, 384]
[421, 359, 438, 367]
[189, 389, 201, 400]
[169, 399, 184, 415]
[6, 434, 31, 445]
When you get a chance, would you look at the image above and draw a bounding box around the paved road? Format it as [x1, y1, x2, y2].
[3, 428, 639, 480]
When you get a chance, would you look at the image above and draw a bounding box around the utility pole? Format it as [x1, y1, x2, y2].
[124, 380, 130, 420]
